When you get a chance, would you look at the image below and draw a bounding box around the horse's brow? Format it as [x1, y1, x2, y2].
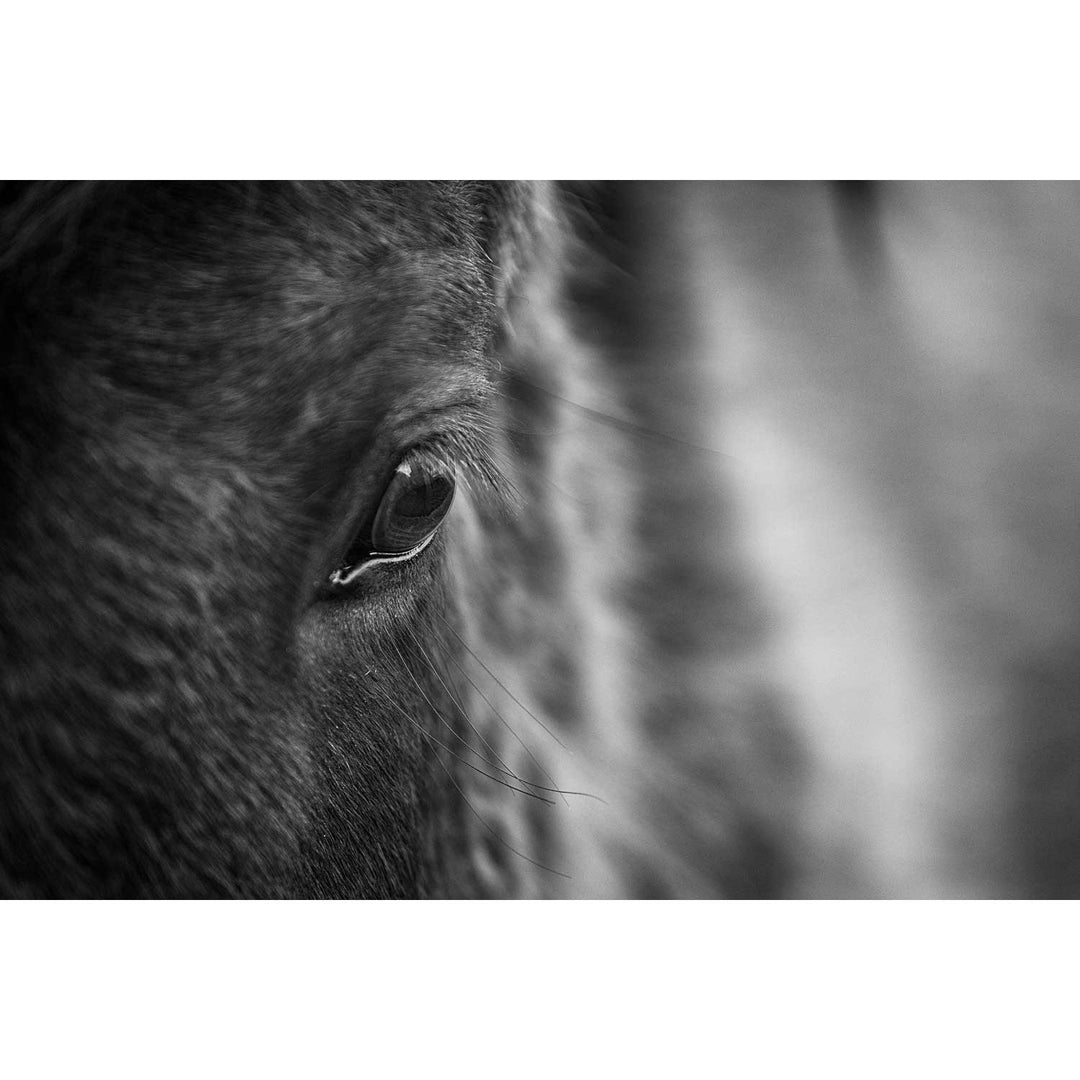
[423, 403, 513, 512]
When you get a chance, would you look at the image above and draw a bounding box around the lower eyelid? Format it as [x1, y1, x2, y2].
[326, 529, 438, 588]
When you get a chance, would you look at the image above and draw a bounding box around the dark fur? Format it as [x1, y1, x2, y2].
[1, 180, 824, 899]
[0, 182, 534, 897]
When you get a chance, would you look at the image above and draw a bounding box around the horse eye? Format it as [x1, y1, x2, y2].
[325, 453, 456, 592]
[371, 457, 456, 555]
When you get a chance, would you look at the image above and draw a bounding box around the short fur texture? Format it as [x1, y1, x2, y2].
[0, 181, 775, 897]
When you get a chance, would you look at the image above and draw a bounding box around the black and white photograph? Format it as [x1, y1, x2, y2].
[5, 179, 1080, 902]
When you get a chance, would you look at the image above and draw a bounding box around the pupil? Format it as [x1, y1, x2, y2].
[397, 476, 451, 518]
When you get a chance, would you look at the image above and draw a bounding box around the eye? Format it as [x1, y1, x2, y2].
[371, 457, 455, 555]
[324, 450, 456, 592]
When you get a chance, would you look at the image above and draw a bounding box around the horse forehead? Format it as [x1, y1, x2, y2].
[7, 184, 498, 460]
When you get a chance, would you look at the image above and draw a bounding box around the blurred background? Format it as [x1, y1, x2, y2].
[573, 181, 1080, 898]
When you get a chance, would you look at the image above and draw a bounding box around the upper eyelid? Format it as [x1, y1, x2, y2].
[400, 410, 511, 512]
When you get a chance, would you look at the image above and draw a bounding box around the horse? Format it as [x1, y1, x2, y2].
[2, 181, 1079, 897]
